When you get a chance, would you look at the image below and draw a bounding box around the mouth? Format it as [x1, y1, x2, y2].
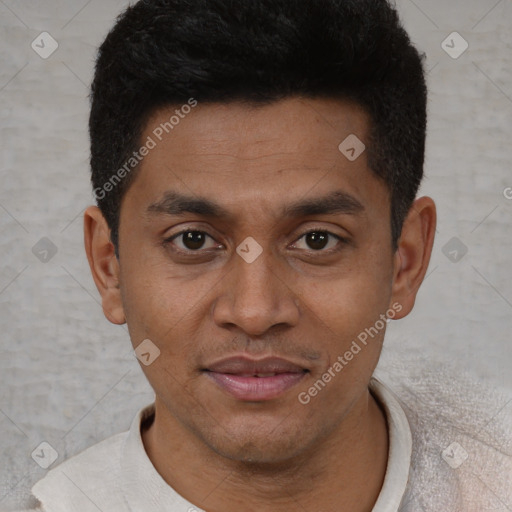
[202, 356, 309, 402]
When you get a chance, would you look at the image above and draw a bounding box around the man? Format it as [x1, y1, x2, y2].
[18, 0, 512, 511]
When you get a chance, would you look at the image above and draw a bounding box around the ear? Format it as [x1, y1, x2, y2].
[390, 196, 437, 319]
[83, 206, 126, 325]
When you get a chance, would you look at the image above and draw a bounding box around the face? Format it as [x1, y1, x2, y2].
[103, 97, 402, 463]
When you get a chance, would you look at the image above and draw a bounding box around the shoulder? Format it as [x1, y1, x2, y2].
[375, 353, 512, 511]
[29, 430, 129, 512]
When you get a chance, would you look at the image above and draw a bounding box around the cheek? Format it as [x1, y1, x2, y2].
[296, 250, 393, 390]
[119, 257, 222, 350]
[302, 254, 392, 338]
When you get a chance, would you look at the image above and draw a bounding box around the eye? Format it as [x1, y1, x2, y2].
[165, 230, 220, 252]
[293, 230, 345, 252]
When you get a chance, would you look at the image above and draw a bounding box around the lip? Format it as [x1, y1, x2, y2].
[203, 356, 308, 401]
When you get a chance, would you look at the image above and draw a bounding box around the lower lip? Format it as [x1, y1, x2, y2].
[205, 372, 306, 401]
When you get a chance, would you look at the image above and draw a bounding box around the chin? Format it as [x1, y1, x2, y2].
[201, 423, 314, 467]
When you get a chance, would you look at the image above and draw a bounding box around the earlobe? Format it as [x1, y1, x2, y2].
[83, 206, 126, 325]
[390, 196, 437, 319]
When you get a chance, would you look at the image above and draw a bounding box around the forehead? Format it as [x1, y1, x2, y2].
[123, 97, 388, 219]
[144, 97, 370, 159]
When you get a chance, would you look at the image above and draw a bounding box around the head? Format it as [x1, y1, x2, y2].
[85, 0, 435, 464]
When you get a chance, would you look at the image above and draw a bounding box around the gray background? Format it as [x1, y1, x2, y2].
[1, 0, 511, 509]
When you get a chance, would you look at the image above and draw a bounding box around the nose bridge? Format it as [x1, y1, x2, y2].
[233, 242, 282, 309]
[212, 240, 300, 334]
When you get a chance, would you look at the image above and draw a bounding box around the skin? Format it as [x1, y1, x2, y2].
[84, 97, 436, 512]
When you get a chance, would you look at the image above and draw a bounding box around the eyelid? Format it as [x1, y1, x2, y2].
[290, 228, 348, 252]
[163, 228, 223, 254]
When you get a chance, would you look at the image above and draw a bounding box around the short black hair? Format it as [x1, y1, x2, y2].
[90, 0, 427, 257]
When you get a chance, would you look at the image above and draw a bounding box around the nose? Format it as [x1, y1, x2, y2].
[211, 244, 301, 336]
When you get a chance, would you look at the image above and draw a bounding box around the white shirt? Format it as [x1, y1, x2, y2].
[26, 378, 412, 512]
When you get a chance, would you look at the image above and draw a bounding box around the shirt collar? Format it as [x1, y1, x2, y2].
[369, 377, 413, 512]
[119, 403, 199, 512]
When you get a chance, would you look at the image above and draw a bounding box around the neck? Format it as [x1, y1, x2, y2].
[141, 387, 388, 512]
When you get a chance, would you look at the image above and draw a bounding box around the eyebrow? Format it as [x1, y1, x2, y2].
[147, 191, 231, 218]
[282, 191, 365, 217]
[146, 190, 365, 219]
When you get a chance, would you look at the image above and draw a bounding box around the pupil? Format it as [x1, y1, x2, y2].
[184, 231, 205, 250]
[307, 232, 328, 250]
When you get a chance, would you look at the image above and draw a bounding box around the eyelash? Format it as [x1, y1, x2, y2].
[163, 228, 348, 256]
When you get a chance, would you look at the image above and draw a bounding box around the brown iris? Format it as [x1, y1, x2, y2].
[305, 232, 329, 250]
[182, 231, 207, 250]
